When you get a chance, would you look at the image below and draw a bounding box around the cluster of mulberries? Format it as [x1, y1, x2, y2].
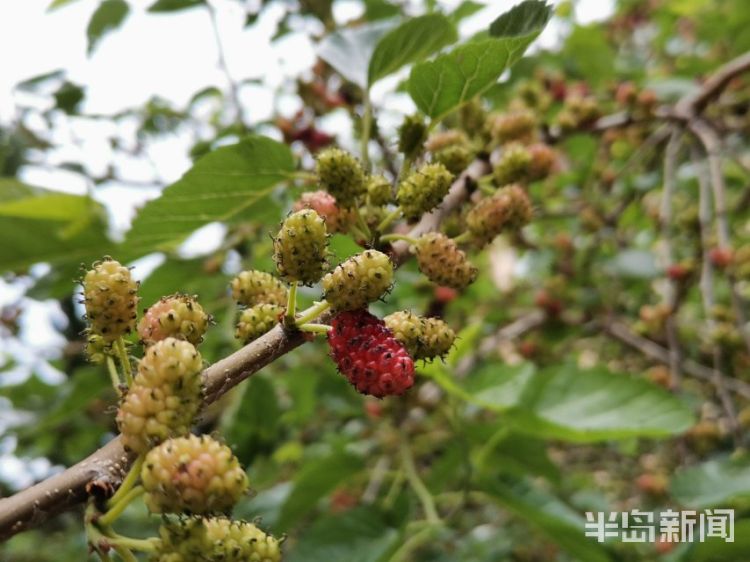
[81, 257, 139, 342]
[141, 434, 248, 514]
[384, 311, 455, 361]
[487, 109, 536, 144]
[231, 270, 287, 307]
[321, 250, 393, 311]
[235, 304, 284, 343]
[273, 209, 329, 285]
[415, 233, 477, 290]
[153, 516, 281, 562]
[116, 338, 203, 453]
[327, 309, 414, 398]
[556, 95, 602, 131]
[466, 184, 533, 246]
[138, 294, 210, 347]
[396, 163, 454, 221]
[425, 130, 474, 176]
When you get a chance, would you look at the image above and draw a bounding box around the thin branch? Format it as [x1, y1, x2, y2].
[206, 1, 245, 128]
[674, 51, 750, 117]
[604, 321, 750, 400]
[660, 129, 683, 388]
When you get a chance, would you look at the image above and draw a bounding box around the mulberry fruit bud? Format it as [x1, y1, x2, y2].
[273, 209, 329, 285]
[316, 148, 366, 207]
[466, 184, 533, 246]
[84, 332, 110, 364]
[397, 113, 427, 160]
[396, 163, 453, 221]
[235, 303, 283, 343]
[154, 516, 281, 562]
[293, 190, 353, 233]
[321, 250, 393, 312]
[493, 142, 532, 186]
[415, 232, 477, 289]
[81, 257, 139, 341]
[487, 109, 536, 143]
[384, 311, 455, 361]
[367, 175, 392, 206]
[328, 309, 415, 398]
[527, 142, 557, 181]
[117, 338, 203, 453]
[141, 434, 249, 514]
[138, 294, 210, 347]
[230, 270, 287, 307]
[434, 144, 473, 175]
[424, 129, 469, 153]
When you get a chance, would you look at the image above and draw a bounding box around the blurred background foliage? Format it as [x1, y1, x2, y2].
[1, 0, 750, 560]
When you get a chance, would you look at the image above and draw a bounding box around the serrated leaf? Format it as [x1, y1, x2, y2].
[277, 450, 364, 531]
[317, 20, 395, 89]
[489, 0, 552, 38]
[87, 0, 130, 55]
[408, 0, 551, 120]
[482, 476, 612, 562]
[511, 365, 695, 442]
[671, 456, 750, 508]
[124, 135, 294, 254]
[147, 0, 204, 12]
[367, 14, 457, 86]
[287, 507, 399, 562]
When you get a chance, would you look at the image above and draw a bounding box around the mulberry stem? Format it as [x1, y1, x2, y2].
[114, 338, 133, 387]
[107, 533, 159, 553]
[107, 455, 144, 509]
[98, 486, 144, 527]
[377, 208, 402, 232]
[285, 281, 298, 324]
[400, 438, 441, 525]
[361, 94, 373, 171]
[297, 323, 332, 334]
[452, 232, 472, 244]
[106, 356, 122, 396]
[380, 233, 418, 246]
[295, 300, 331, 326]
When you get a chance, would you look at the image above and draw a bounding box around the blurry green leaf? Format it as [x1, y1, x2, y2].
[137, 258, 227, 308]
[287, 507, 399, 562]
[408, 1, 551, 120]
[48, 0, 81, 10]
[147, 0, 204, 11]
[125, 136, 294, 254]
[15, 70, 65, 91]
[489, 0, 552, 37]
[363, 0, 401, 21]
[512, 365, 695, 441]
[368, 14, 457, 86]
[671, 456, 750, 508]
[482, 476, 612, 562]
[0, 189, 110, 272]
[464, 362, 536, 410]
[53, 81, 85, 114]
[448, 1, 484, 25]
[329, 234, 362, 265]
[690, 519, 750, 562]
[446, 322, 483, 366]
[277, 450, 364, 531]
[317, 21, 394, 89]
[224, 376, 280, 464]
[87, 0, 130, 55]
[561, 25, 615, 87]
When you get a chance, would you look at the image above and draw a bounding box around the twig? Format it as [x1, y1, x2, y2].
[693, 144, 740, 440]
[674, 51, 750, 117]
[604, 321, 750, 400]
[660, 129, 683, 388]
[206, 1, 245, 128]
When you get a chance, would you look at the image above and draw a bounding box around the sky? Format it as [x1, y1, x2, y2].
[0, 0, 615, 489]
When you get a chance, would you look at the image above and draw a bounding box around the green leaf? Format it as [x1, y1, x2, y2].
[408, 0, 551, 120]
[224, 376, 281, 465]
[482, 476, 612, 562]
[448, 1, 485, 25]
[488, 0, 552, 38]
[147, 0, 204, 12]
[87, 0, 130, 55]
[0, 189, 111, 272]
[124, 135, 294, 254]
[48, 0, 81, 10]
[671, 456, 750, 508]
[367, 14, 457, 86]
[691, 519, 750, 562]
[511, 365, 695, 442]
[317, 21, 395, 89]
[277, 450, 365, 531]
[287, 507, 399, 562]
